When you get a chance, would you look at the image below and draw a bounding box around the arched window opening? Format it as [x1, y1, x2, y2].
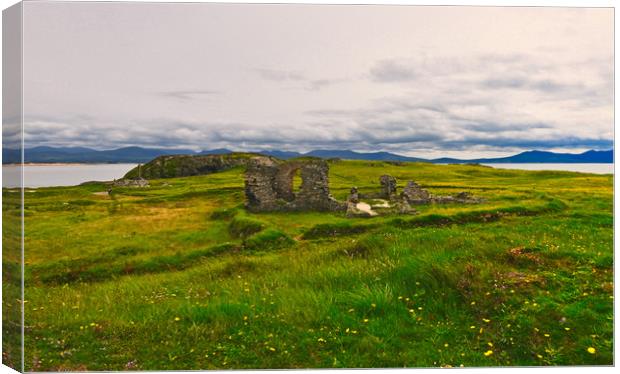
[292, 168, 303, 194]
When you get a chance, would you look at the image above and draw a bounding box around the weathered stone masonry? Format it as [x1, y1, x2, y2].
[245, 157, 346, 212]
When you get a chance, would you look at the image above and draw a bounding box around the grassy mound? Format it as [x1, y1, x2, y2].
[244, 229, 295, 251]
[210, 207, 240, 220]
[228, 215, 267, 238]
[302, 221, 376, 240]
[390, 199, 567, 229]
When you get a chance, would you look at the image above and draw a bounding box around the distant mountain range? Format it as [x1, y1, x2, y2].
[261, 149, 613, 164]
[2, 146, 196, 164]
[2, 146, 613, 164]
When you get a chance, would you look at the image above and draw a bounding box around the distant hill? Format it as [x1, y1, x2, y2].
[1, 146, 613, 164]
[3, 146, 196, 164]
[258, 150, 303, 159]
[435, 149, 614, 164]
[305, 149, 427, 162]
[123, 153, 263, 179]
[198, 148, 234, 155]
[257, 149, 427, 161]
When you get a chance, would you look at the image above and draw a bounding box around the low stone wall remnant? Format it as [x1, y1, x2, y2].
[350, 175, 483, 216]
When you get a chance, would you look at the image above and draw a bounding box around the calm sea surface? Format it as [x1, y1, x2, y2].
[2, 164, 138, 188]
[1, 163, 613, 188]
[480, 163, 613, 174]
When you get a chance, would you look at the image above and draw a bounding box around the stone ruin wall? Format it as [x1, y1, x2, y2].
[245, 157, 346, 212]
[245, 157, 481, 214]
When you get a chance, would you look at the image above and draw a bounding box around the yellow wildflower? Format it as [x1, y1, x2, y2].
[484, 350, 493, 357]
[587, 347, 596, 354]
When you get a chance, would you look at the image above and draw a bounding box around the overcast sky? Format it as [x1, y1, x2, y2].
[14, 2, 614, 158]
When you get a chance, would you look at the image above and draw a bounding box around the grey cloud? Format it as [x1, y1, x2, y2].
[304, 108, 352, 117]
[255, 69, 347, 91]
[369, 54, 520, 83]
[368, 54, 608, 104]
[255, 68, 305, 82]
[305, 78, 348, 91]
[481, 77, 585, 93]
[370, 60, 416, 82]
[301, 93, 612, 153]
[307, 79, 333, 90]
[19, 111, 612, 156]
[482, 78, 528, 89]
[157, 90, 221, 101]
[462, 122, 554, 133]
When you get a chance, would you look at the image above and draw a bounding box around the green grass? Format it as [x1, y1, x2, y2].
[1, 161, 613, 370]
[228, 215, 267, 239]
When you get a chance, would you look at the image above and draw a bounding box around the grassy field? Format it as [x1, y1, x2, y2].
[2, 160, 614, 370]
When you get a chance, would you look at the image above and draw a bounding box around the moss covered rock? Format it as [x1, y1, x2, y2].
[124, 153, 272, 179]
